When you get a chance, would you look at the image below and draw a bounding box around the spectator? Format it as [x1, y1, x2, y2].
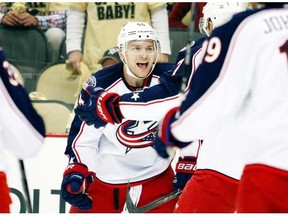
[66, 2, 171, 74]
[168, 3, 205, 32]
[98, 47, 121, 68]
[0, 44, 45, 212]
[61, 22, 177, 213]
[0, 2, 69, 63]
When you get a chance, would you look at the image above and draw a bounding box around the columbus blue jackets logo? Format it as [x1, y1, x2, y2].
[116, 120, 158, 148]
[83, 76, 97, 89]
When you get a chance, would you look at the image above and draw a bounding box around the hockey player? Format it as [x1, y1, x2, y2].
[73, 3, 246, 199]
[154, 2, 288, 213]
[60, 22, 178, 213]
[0, 47, 45, 212]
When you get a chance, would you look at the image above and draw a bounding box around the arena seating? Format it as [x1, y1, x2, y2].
[0, 25, 203, 134]
[31, 100, 72, 133]
[0, 25, 48, 92]
[35, 62, 91, 107]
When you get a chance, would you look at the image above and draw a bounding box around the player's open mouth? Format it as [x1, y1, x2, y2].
[137, 62, 148, 69]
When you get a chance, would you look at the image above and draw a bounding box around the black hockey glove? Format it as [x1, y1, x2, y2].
[61, 163, 94, 210]
[173, 156, 197, 191]
[74, 86, 123, 128]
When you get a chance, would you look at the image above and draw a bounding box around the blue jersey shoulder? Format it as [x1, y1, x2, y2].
[152, 62, 175, 77]
[91, 62, 123, 89]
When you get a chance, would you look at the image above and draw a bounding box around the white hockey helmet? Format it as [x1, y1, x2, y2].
[117, 21, 160, 53]
[202, 2, 246, 35]
[117, 22, 160, 79]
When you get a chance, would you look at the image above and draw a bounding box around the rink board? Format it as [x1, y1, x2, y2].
[6, 134, 71, 213]
[6, 134, 179, 213]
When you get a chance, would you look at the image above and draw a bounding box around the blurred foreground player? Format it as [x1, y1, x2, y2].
[0, 45, 45, 212]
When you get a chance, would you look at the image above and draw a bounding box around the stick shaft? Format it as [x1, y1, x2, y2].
[126, 188, 182, 213]
[19, 160, 32, 213]
[175, 4, 197, 119]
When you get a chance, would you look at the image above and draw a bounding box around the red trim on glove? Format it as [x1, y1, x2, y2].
[96, 92, 122, 124]
[63, 163, 89, 177]
[108, 94, 123, 124]
[159, 107, 179, 144]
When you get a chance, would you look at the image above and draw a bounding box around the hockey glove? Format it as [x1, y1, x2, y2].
[61, 163, 94, 210]
[74, 86, 123, 128]
[154, 107, 191, 158]
[173, 156, 197, 191]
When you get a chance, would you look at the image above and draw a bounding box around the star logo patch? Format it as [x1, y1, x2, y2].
[131, 92, 140, 101]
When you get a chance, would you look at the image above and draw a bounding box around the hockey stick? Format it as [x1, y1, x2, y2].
[126, 188, 182, 213]
[175, 3, 196, 119]
[19, 160, 33, 213]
